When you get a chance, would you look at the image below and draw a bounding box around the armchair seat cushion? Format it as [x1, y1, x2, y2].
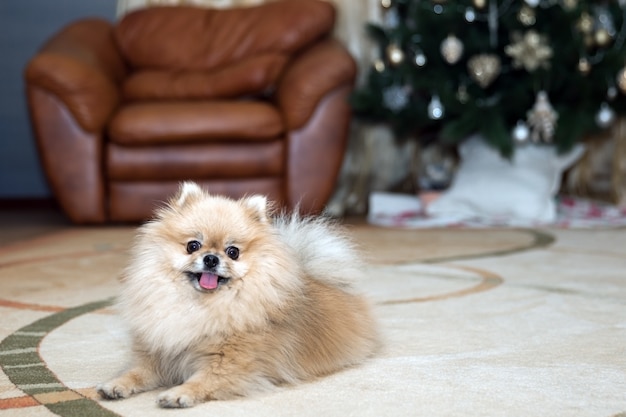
[107, 141, 284, 181]
[108, 100, 284, 145]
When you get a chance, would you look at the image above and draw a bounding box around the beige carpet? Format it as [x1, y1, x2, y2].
[0, 224, 625, 417]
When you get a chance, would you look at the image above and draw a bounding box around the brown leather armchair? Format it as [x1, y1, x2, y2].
[24, 0, 356, 224]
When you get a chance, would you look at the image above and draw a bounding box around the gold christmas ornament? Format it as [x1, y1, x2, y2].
[381, 0, 392, 8]
[617, 67, 626, 93]
[526, 91, 558, 143]
[562, 0, 578, 11]
[594, 29, 612, 47]
[467, 54, 501, 88]
[577, 13, 594, 34]
[386, 43, 405, 65]
[373, 59, 386, 73]
[578, 57, 591, 75]
[440, 34, 464, 64]
[473, 0, 486, 9]
[518, 5, 536, 26]
[505, 30, 552, 72]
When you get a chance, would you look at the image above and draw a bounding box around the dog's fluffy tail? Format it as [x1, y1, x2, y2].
[273, 212, 365, 289]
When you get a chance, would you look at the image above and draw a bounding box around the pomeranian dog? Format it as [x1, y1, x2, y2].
[97, 182, 379, 408]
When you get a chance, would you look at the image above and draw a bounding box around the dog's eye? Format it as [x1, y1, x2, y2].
[225, 246, 239, 260]
[186, 240, 202, 254]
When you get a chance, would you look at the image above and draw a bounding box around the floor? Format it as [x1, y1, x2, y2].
[0, 204, 70, 247]
[1, 205, 625, 416]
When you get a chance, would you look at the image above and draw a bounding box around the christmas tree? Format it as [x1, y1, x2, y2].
[350, 0, 626, 157]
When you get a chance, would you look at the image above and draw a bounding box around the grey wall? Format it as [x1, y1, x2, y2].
[0, 0, 116, 199]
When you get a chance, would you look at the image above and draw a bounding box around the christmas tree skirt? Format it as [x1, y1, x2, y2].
[368, 191, 626, 228]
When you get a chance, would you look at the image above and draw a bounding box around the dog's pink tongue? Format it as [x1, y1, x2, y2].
[199, 273, 219, 290]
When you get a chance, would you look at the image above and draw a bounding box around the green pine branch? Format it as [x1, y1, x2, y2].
[350, 0, 626, 157]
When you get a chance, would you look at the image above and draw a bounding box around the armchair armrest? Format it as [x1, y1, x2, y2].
[24, 19, 126, 133]
[275, 38, 357, 130]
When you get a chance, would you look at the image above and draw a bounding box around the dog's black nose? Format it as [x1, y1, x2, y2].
[203, 254, 219, 269]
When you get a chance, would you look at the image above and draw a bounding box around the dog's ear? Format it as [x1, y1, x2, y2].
[173, 181, 204, 208]
[243, 195, 270, 223]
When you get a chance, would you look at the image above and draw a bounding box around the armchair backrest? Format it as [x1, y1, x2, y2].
[114, 0, 335, 101]
[114, 0, 335, 71]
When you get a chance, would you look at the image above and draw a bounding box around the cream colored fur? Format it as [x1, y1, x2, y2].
[97, 182, 379, 408]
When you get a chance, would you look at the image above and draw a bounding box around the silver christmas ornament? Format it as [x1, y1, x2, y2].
[465, 7, 476, 22]
[595, 6, 616, 37]
[383, 8, 400, 29]
[512, 120, 530, 144]
[428, 95, 445, 120]
[595, 102, 615, 128]
[383, 85, 411, 112]
[607, 85, 618, 100]
[440, 35, 464, 64]
[414, 50, 427, 67]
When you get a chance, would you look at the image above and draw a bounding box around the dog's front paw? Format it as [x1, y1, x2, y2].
[97, 381, 133, 400]
[157, 387, 199, 408]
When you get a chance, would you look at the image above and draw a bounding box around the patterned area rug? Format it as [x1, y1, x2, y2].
[1, 225, 625, 416]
